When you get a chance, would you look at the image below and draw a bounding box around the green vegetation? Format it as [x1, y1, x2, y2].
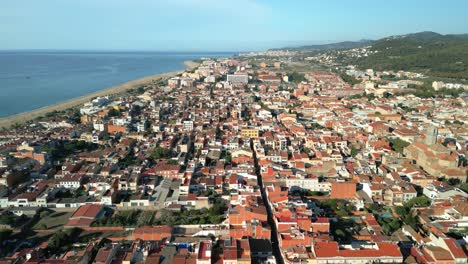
[387, 137, 410, 154]
[396, 103, 418, 112]
[69, 109, 82, 124]
[407, 83, 465, 98]
[447, 227, 468, 239]
[0, 213, 28, 228]
[339, 72, 361, 85]
[350, 146, 359, 157]
[0, 214, 15, 226]
[290, 189, 328, 197]
[166, 159, 179, 165]
[393, 195, 431, 230]
[107, 108, 122, 117]
[119, 149, 139, 166]
[137, 211, 157, 227]
[47, 228, 81, 253]
[0, 230, 12, 245]
[394, 205, 417, 229]
[349, 32, 468, 79]
[0, 229, 13, 256]
[376, 215, 402, 235]
[220, 150, 232, 164]
[90, 201, 227, 227]
[153, 194, 227, 226]
[366, 93, 376, 101]
[92, 209, 157, 227]
[308, 122, 326, 130]
[349, 93, 376, 101]
[330, 219, 360, 243]
[32, 211, 73, 230]
[290, 71, 306, 83]
[154, 204, 226, 226]
[38, 140, 99, 160]
[92, 210, 142, 227]
[128, 86, 146, 96]
[318, 199, 356, 217]
[460, 183, 468, 193]
[405, 195, 431, 208]
[259, 101, 270, 111]
[149, 147, 172, 160]
[156, 95, 175, 102]
[366, 203, 385, 213]
[5, 170, 30, 188]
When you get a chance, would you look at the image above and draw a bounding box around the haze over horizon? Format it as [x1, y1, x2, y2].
[2, 0, 468, 52]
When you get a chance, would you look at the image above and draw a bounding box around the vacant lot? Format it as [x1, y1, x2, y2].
[32, 212, 73, 230]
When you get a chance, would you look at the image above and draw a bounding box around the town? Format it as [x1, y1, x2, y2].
[0, 53, 467, 264]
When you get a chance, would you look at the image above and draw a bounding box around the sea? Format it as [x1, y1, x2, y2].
[0, 51, 234, 118]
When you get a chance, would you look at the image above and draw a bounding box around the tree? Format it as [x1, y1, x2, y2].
[447, 178, 460, 186]
[405, 195, 430, 208]
[339, 72, 361, 85]
[350, 146, 359, 157]
[389, 219, 401, 231]
[167, 159, 178, 165]
[108, 108, 122, 117]
[460, 183, 468, 193]
[402, 214, 417, 228]
[290, 71, 306, 84]
[40, 210, 51, 218]
[11, 122, 21, 130]
[6, 170, 29, 188]
[150, 147, 172, 160]
[334, 229, 345, 238]
[47, 228, 80, 252]
[0, 214, 15, 225]
[394, 206, 409, 216]
[0, 230, 12, 246]
[366, 93, 376, 101]
[388, 138, 410, 154]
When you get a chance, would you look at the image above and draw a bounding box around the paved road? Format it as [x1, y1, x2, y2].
[251, 139, 285, 264]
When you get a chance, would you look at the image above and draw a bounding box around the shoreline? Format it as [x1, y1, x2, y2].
[0, 60, 200, 129]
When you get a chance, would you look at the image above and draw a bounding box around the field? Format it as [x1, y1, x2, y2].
[32, 211, 73, 230]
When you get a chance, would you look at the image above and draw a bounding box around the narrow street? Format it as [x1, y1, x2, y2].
[250, 139, 284, 264]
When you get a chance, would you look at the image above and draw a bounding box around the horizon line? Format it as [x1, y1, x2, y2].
[0, 49, 251, 54]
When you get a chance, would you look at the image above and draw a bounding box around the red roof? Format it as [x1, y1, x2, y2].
[314, 242, 402, 258]
[65, 218, 94, 228]
[70, 204, 103, 219]
[65, 204, 103, 227]
[198, 241, 212, 260]
[444, 238, 467, 259]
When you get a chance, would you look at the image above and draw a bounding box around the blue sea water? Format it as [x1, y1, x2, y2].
[0, 51, 234, 118]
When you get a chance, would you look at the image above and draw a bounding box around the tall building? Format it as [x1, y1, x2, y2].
[241, 128, 259, 138]
[227, 74, 249, 84]
[432, 81, 445, 90]
[425, 126, 438, 146]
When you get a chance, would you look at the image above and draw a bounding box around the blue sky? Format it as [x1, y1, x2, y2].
[1, 0, 468, 51]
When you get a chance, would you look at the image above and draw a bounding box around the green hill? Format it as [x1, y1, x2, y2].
[272, 39, 374, 51]
[349, 31, 468, 79]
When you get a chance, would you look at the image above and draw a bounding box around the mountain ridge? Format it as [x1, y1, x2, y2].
[349, 31, 468, 79]
[273, 31, 468, 52]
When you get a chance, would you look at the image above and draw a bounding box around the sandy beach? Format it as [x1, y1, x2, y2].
[0, 60, 199, 129]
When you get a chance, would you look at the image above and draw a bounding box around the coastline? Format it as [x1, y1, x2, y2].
[0, 60, 200, 129]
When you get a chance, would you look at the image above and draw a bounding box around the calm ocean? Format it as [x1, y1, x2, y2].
[0, 51, 233, 118]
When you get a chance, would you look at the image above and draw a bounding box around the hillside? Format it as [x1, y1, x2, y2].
[348, 31, 468, 79]
[272, 39, 373, 51]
